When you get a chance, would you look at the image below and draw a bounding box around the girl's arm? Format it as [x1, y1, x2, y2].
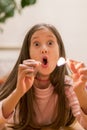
[1, 60, 40, 120]
[65, 86, 87, 129]
[73, 82, 87, 114]
[68, 59, 87, 113]
[2, 89, 21, 119]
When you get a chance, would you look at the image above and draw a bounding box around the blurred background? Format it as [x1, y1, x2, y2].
[0, 0, 87, 83]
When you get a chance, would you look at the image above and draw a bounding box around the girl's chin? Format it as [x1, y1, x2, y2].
[37, 71, 52, 76]
[36, 71, 50, 78]
[38, 67, 54, 75]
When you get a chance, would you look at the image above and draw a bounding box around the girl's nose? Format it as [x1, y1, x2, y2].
[41, 46, 48, 54]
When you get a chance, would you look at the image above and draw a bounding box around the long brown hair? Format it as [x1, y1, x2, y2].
[0, 24, 75, 129]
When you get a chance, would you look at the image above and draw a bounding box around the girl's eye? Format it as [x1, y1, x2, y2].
[33, 42, 40, 46]
[48, 41, 54, 46]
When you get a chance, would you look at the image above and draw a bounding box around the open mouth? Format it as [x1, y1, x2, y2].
[42, 57, 48, 65]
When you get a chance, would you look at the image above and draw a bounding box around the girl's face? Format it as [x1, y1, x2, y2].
[30, 28, 59, 75]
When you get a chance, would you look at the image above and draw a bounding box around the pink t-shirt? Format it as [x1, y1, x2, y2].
[0, 83, 58, 129]
[33, 84, 58, 126]
[0, 75, 85, 129]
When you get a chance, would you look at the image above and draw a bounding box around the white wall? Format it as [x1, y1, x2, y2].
[0, 0, 87, 76]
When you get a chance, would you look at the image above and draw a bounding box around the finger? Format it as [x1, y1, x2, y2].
[18, 65, 34, 79]
[19, 64, 41, 79]
[18, 64, 33, 76]
[20, 71, 33, 81]
[75, 63, 85, 73]
[68, 59, 85, 74]
[18, 64, 30, 70]
[79, 67, 87, 75]
[25, 76, 34, 87]
[80, 75, 87, 82]
[23, 60, 41, 74]
[68, 61, 77, 73]
[23, 59, 41, 67]
[23, 59, 35, 63]
[68, 59, 79, 66]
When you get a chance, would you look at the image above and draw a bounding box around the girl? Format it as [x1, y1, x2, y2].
[0, 23, 87, 130]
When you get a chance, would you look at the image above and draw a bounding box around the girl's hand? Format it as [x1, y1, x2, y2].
[16, 59, 41, 97]
[68, 59, 87, 89]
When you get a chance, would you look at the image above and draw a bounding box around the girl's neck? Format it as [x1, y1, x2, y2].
[35, 77, 49, 82]
[34, 74, 50, 89]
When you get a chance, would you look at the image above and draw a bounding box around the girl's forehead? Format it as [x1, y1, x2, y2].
[31, 28, 56, 40]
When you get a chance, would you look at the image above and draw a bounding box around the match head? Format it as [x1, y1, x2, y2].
[57, 57, 66, 66]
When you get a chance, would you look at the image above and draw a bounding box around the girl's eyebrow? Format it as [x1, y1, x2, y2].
[31, 35, 54, 41]
[32, 35, 54, 40]
[32, 36, 38, 39]
[47, 35, 54, 38]
[31, 36, 39, 41]
[47, 35, 56, 40]
[47, 34, 54, 37]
